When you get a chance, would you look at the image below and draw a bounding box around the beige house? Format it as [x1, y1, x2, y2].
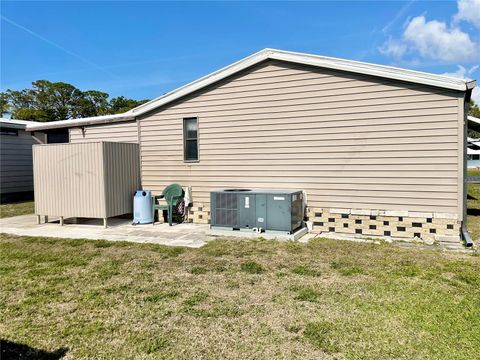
[27, 49, 477, 243]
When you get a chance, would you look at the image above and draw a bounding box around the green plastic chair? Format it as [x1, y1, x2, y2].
[152, 183, 184, 226]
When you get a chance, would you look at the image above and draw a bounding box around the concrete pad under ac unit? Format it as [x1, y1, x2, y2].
[208, 226, 309, 241]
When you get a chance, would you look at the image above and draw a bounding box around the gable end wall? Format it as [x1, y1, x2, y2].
[138, 60, 464, 228]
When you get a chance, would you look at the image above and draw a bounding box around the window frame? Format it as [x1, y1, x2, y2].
[183, 117, 199, 162]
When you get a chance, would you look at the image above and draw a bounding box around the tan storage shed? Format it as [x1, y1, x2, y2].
[33, 142, 140, 227]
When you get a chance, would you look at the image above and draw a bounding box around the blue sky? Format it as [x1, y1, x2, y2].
[1, 1, 479, 101]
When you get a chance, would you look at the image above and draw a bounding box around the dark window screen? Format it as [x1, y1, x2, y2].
[183, 117, 198, 161]
[47, 129, 69, 143]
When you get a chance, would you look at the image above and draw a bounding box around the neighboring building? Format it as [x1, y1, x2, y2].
[0, 118, 40, 202]
[26, 48, 477, 243]
[467, 116, 480, 169]
[467, 144, 480, 168]
[467, 139, 480, 168]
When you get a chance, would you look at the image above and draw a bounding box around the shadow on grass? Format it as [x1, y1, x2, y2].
[0, 339, 67, 360]
[467, 208, 480, 216]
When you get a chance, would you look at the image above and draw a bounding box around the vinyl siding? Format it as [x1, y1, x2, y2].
[69, 121, 138, 143]
[0, 130, 34, 194]
[138, 60, 463, 215]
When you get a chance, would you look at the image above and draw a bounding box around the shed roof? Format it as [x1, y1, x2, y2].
[26, 48, 477, 131]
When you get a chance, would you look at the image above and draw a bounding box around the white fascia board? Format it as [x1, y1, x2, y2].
[268, 49, 472, 91]
[466, 80, 477, 90]
[0, 118, 40, 128]
[0, 121, 27, 129]
[26, 113, 135, 131]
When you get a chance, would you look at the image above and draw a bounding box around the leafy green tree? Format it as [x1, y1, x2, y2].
[76, 90, 110, 117]
[0, 80, 150, 122]
[13, 108, 46, 121]
[0, 93, 9, 115]
[6, 89, 35, 110]
[469, 100, 480, 118]
[109, 96, 149, 114]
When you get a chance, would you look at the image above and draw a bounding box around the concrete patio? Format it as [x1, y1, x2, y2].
[2, 214, 465, 251]
[0, 214, 212, 247]
[0, 214, 315, 247]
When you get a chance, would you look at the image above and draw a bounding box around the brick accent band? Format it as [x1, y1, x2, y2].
[187, 203, 210, 224]
[307, 207, 460, 243]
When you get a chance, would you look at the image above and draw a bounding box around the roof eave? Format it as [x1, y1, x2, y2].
[267, 49, 471, 91]
[26, 114, 135, 131]
[0, 122, 27, 130]
[466, 80, 477, 90]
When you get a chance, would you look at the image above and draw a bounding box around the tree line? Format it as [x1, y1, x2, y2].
[0, 80, 150, 122]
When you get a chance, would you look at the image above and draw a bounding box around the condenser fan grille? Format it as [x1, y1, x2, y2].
[215, 192, 238, 226]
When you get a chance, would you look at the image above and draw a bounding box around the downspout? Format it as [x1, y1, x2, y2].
[462, 225, 474, 247]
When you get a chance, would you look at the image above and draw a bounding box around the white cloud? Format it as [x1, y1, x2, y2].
[454, 0, 480, 28]
[379, 37, 407, 58]
[442, 64, 478, 78]
[379, 0, 480, 63]
[402, 16, 478, 62]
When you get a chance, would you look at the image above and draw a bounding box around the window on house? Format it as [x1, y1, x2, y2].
[46, 129, 69, 144]
[183, 117, 198, 161]
[473, 154, 480, 160]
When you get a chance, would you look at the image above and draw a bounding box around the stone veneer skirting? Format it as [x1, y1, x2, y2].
[307, 207, 460, 242]
[187, 202, 461, 243]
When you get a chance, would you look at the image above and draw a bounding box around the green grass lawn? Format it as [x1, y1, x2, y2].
[1, 234, 479, 359]
[0, 201, 34, 219]
[468, 169, 480, 177]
